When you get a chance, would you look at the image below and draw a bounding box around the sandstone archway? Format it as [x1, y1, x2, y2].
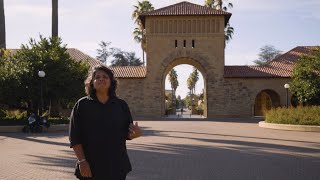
[162, 57, 208, 118]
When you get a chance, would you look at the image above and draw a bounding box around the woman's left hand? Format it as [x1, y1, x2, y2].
[128, 122, 142, 139]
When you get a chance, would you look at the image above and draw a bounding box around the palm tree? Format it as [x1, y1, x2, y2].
[52, 0, 58, 37]
[168, 69, 178, 113]
[133, 27, 146, 65]
[205, 0, 234, 45]
[191, 68, 199, 94]
[132, 1, 154, 66]
[0, 0, 5, 50]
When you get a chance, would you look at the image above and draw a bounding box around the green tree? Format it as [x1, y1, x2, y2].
[52, 0, 58, 37]
[0, 0, 5, 49]
[110, 48, 143, 66]
[290, 48, 320, 105]
[254, 45, 282, 65]
[96, 41, 112, 64]
[132, 1, 154, 65]
[0, 36, 89, 116]
[168, 69, 179, 113]
[191, 68, 199, 94]
[205, 0, 234, 44]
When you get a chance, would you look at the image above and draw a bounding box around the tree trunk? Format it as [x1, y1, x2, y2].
[142, 49, 145, 66]
[52, 0, 58, 37]
[0, 0, 6, 49]
[50, 99, 61, 117]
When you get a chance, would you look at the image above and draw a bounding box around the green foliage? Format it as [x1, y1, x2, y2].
[290, 48, 320, 105]
[48, 117, 69, 124]
[205, 0, 234, 45]
[265, 106, 320, 126]
[132, 1, 154, 64]
[110, 48, 143, 66]
[254, 45, 282, 65]
[0, 36, 89, 112]
[0, 109, 6, 119]
[5, 109, 27, 119]
[96, 41, 112, 64]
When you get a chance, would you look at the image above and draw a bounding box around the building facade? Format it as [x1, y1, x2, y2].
[109, 2, 316, 119]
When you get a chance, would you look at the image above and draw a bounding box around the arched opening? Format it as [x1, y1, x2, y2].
[162, 57, 207, 118]
[254, 89, 280, 116]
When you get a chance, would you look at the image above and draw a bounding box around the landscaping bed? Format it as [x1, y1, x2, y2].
[265, 106, 320, 126]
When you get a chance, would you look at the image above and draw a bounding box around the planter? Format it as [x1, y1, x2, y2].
[0, 124, 69, 133]
[259, 121, 320, 132]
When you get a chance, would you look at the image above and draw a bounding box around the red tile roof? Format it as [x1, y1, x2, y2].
[224, 46, 320, 78]
[139, 1, 231, 27]
[109, 66, 146, 78]
[6, 48, 102, 67]
[66, 48, 102, 67]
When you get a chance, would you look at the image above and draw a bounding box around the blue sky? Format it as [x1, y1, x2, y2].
[4, 0, 320, 98]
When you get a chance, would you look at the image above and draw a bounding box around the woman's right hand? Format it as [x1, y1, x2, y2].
[79, 161, 92, 178]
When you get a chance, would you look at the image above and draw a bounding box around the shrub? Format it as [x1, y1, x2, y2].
[265, 106, 320, 126]
[48, 117, 70, 125]
[5, 109, 27, 120]
[0, 109, 6, 119]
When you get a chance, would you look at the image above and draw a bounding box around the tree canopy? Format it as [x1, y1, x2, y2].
[254, 45, 282, 65]
[290, 47, 320, 105]
[0, 36, 89, 114]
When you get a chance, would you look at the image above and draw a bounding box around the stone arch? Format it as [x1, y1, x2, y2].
[159, 50, 211, 118]
[254, 89, 281, 116]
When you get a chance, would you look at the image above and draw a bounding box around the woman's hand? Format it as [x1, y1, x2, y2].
[79, 160, 92, 178]
[128, 122, 142, 139]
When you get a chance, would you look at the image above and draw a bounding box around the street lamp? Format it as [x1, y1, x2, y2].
[284, 83, 290, 108]
[38, 70, 46, 117]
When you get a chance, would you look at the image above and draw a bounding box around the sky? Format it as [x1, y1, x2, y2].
[4, 0, 320, 99]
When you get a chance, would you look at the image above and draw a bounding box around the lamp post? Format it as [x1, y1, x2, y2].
[284, 83, 290, 108]
[38, 70, 46, 117]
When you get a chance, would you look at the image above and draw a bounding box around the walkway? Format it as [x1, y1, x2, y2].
[0, 120, 319, 180]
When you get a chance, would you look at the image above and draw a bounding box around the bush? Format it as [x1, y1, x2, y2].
[265, 106, 320, 126]
[48, 117, 70, 125]
[0, 109, 70, 126]
[5, 109, 27, 120]
[0, 109, 6, 119]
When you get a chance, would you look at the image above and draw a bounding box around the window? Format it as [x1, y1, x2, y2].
[175, 40, 178, 48]
[183, 40, 186, 48]
[192, 40, 195, 48]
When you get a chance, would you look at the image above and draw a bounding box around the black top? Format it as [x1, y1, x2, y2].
[69, 95, 133, 179]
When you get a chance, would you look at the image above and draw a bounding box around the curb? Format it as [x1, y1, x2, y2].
[259, 121, 320, 132]
[0, 124, 69, 133]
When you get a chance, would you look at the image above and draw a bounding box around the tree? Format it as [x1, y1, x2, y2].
[96, 41, 112, 64]
[52, 0, 58, 37]
[110, 48, 143, 66]
[290, 48, 320, 105]
[0, 0, 5, 49]
[168, 69, 179, 113]
[205, 0, 234, 45]
[254, 45, 282, 65]
[0, 36, 89, 116]
[191, 68, 199, 94]
[132, 1, 154, 65]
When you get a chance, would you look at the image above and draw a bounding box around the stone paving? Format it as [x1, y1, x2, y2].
[0, 120, 319, 180]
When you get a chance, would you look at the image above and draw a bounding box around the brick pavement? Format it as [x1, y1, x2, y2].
[0, 121, 319, 180]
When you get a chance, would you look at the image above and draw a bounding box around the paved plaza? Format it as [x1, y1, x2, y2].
[0, 120, 319, 180]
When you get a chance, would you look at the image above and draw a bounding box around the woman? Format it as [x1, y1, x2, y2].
[69, 65, 141, 180]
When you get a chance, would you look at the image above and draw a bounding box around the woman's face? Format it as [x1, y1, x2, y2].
[93, 70, 111, 93]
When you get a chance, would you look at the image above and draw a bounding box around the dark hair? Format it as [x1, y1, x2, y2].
[85, 65, 117, 98]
